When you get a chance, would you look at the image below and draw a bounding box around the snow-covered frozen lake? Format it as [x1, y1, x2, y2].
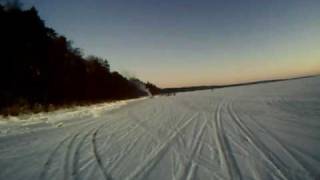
[1, 76, 320, 180]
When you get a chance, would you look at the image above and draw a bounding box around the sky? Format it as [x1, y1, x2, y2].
[21, 0, 320, 87]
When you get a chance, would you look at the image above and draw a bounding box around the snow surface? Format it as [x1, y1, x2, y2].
[1, 77, 320, 180]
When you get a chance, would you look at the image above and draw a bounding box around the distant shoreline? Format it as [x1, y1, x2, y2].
[161, 74, 319, 94]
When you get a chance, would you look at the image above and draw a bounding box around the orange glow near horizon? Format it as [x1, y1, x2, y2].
[151, 61, 320, 88]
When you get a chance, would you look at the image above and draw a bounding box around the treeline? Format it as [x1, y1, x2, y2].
[0, 3, 161, 115]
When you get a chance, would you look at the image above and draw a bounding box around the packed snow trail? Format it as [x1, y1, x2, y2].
[1, 77, 320, 180]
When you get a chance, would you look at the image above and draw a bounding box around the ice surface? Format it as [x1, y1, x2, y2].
[0, 77, 320, 180]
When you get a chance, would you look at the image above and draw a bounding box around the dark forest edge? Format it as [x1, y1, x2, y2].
[0, 2, 161, 116]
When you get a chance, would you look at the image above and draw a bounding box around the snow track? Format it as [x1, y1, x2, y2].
[214, 102, 242, 180]
[1, 77, 320, 180]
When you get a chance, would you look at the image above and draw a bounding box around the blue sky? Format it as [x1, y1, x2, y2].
[22, 0, 320, 87]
